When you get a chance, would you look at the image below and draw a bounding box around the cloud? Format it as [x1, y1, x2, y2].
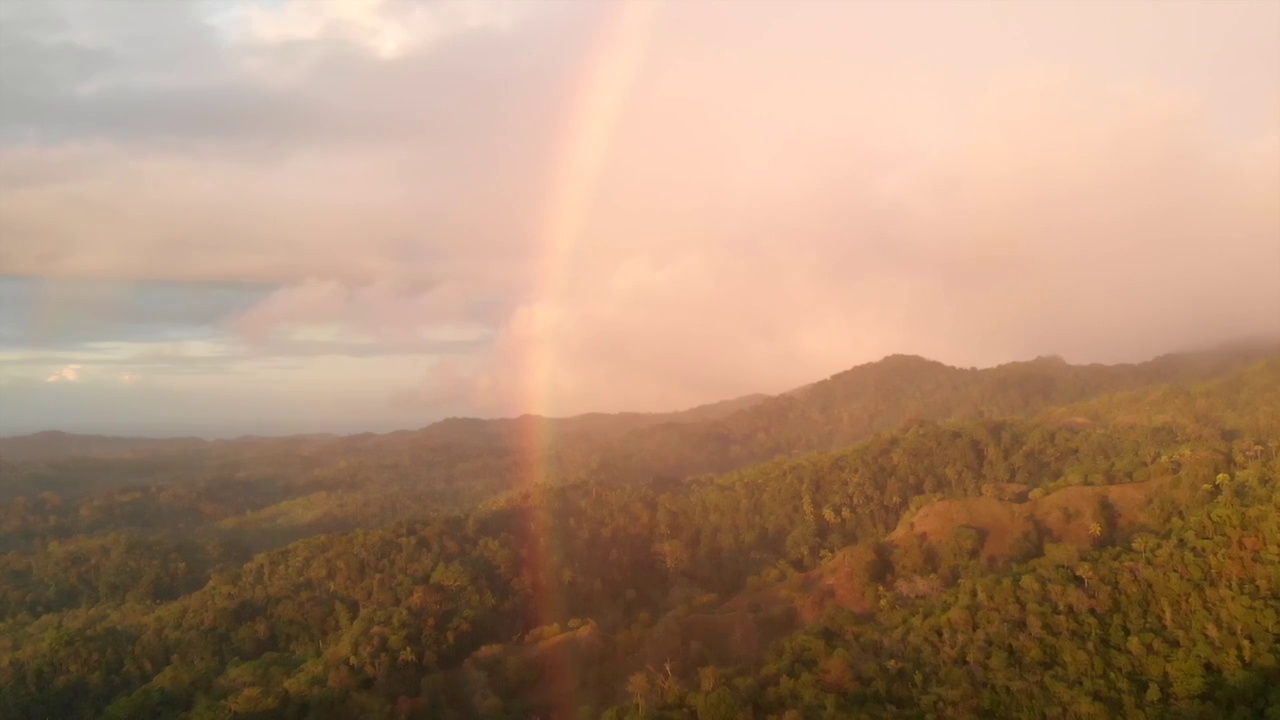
[2, 1, 1278, 434]
[235, 0, 532, 61]
[45, 364, 81, 383]
[0, 0, 555, 148]
[395, 66, 1280, 416]
[227, 277, 495, 349]
[0, 276, 273, 353]
[1, 340, 245, 389]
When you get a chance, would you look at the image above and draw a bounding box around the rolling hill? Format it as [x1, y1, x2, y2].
[1, 342, 1278, 719]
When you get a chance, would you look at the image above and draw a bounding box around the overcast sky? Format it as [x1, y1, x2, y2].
[1, 0, 1278, 437]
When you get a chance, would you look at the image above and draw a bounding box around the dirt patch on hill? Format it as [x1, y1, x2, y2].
[891, 477, 1175, 560]
[790, 545, 882, 621]
[893, 496, 1038, 560]
[1033, 480, 1172, 543]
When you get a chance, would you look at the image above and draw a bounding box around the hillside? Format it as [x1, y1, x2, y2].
[0, 393, 775, 505]
[584, 340, 1280, 483]
[0, 344, 1268, 561]
[1, 349, 1277, 718]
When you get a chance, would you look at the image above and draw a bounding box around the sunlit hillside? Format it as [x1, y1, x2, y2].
[3, 345, 1279, 718]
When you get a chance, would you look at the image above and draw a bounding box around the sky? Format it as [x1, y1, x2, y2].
[1, 0, 1278, 438]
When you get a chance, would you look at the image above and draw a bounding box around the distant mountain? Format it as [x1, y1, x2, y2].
[1, 341, 1274, 503]
[584, 340, 1280, 482]
[0, 393, 769, 463]
[0, 430, 208, 462]
[0, 392, 771, 503]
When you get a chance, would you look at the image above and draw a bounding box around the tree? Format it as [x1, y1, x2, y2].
[696, 686, 745, 720]
[626, 672, 654, 716]
[943, 526, 984, 569]
[1130, 534, 1155, 559]
[819, 649, 856, 693]
[697, 665, 722, 694]
[654, 539, 690, 574]
[1075, 563, 1095, 588]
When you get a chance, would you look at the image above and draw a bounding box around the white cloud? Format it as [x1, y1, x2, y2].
[3, 340, 243, 389]
[233, 0, 532, 60]
[45, 364, 82, 383]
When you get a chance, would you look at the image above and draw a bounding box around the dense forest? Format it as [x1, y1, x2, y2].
[2, 341, 1279, 719]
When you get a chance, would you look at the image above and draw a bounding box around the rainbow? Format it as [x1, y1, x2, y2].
[516, 1, 658, 716]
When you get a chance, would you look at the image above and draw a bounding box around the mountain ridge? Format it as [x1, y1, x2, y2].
[7, 338, 1277, 453]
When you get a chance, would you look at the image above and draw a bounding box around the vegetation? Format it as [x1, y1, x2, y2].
[1, 344, 1278, 719]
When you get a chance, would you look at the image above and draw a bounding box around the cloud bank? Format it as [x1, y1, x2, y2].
[1, 0, 1278, 435]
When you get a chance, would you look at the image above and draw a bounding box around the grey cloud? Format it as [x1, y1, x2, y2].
[0, 277, 274, 350]
[0, 1, 586, 151]
[0, 1, 234, 138]
[0, 1, 593, 318]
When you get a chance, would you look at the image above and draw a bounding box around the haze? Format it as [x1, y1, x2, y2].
[1, 0, 1278, 437]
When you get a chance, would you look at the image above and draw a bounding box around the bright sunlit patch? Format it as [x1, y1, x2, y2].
[0, 339, 239, 389]
[282, 323, 372, 345]
[232, 0, 532, 61]
[44, 364, 82, 383]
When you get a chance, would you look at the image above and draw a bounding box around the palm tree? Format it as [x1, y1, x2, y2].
[627, 671, 653, 715]
[1076, 563, 1095, 588]
[1131, 535, 1154, 559]
[698, 665, 721, 693]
